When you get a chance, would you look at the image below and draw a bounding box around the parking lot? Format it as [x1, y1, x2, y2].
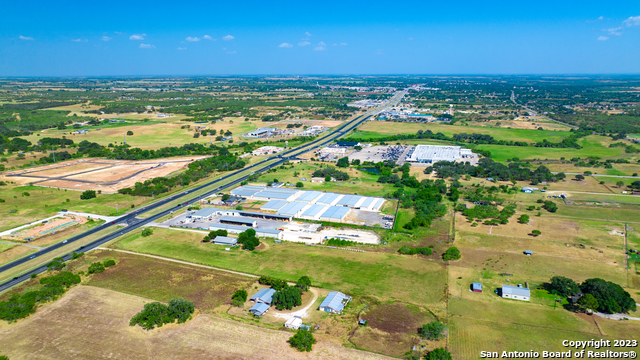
[348, 145, 414, 165]
[162, 211, 320, 232]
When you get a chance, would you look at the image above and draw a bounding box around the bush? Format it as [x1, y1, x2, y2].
[289, 328, 316, 352]
[88, 262, 105, 274]
[47, 257, 66, 271]
[426, 348, 453, 360]
[103, 259, 116, 268]
[543, 201, 558, 213]
[80, 190, 96, 200]
[442, 247, 461, 261]
[295, 182, 304, 188]
[398, 245, 432, 256]
[518, 214, 530, 224]
[326, 238, 357, 246]
[258, 275, 287, 291]
[547, 276, 580, 297]
[141, 228, 153, 237]
[127, 130, 133, 136]
[531, 230, 542, 236]
[419, 321, 447, 339]
[129, 298, 194, 330]
[71, 252, 84, 259]
[231, 289, 248, 306]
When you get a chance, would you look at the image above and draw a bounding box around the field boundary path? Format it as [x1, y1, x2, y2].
[95, 247, 260, 278]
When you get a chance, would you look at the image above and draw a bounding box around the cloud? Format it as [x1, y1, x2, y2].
[114, 31, 123, 35]
[177, 47, 187, 50]
[279, 42, 293, 48]
[333, 42, 347, 46]
[623, 15, 640, 27]
[314, 41, 326, 51]
[19, 35, 34, 41]
[139, 43, 155, 49]
[305, 31, 313, 37]
[298, 41, 311, 46]
[597, 36, 609, 41]
[587, 16, 604, 23]
[130, 34, 146, 40]
[604, 27, 623, 36]
[101, 36, 111, 41]
[186, 37, 200, 42]
[222, 35, 234, 41]
[71, 38, 88, 42]
[203, 35, 215, 40]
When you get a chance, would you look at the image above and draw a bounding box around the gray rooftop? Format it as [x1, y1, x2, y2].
[250, 288, 276, 303]
[301, 204, 328, 217]
[261, 200, 289, 211]
[211, 236, 237, 245]
[502, 285, 530, 297]
[191, 207, 220, 218]
[320, 291, 351, 312]
[277, 201, 307, 216]
[219, 216, 256, 225]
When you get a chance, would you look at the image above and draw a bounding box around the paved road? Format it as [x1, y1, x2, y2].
[0, 91, 405, 292]
[510, 90, 578, 130]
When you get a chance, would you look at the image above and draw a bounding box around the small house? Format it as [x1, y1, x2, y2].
[250, 302, 270, 317]
[358, 319, 367, 326]
[501, 285, 530, 301]
[524, 250, 533, 256]
[211, 236, 237, 246]
[472, 282, 482, 293]
[250, 288, 276, 305]
[319, 291, 352, 314]
[284, 317, 302, 329]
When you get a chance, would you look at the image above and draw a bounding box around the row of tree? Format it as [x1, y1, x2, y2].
[546, 276, 636, 314]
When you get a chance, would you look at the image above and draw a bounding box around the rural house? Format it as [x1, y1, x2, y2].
[319, 291, 352, 314]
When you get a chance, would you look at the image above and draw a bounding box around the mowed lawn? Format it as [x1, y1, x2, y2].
[356, 122, 572, 143]
[110, 228, 447, 305]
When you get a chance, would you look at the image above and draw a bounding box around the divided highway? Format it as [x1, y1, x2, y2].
[0, 91, 405, 292]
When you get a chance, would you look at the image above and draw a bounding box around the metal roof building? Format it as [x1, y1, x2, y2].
[295, 191, 323, 203]
[300, 204, 329, 220]
[319, 291, 352, 314]
[407, 145, 464, 164]
[219, 216, 257, 227]
[261, 200, 289, 212]
[250, 302, 270, 317]
[336, 194, 363, 207]
[317, 193, 342, 206]
[251, 288, 276, 304]
[501, 285, 530, 301]
[276, 202, 308, 217]
[191, 207, 220, 220]
[211, 236, 237, 246]
[319, 206, 350, 221]
[472, 282, 482, 293]
[208, 224, 281, 238]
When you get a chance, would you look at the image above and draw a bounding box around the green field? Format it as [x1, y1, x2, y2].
[110, 228, 447, 305]
[356, 122, 572, 143]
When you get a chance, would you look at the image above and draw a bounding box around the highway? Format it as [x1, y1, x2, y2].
[0, 90, 405, 292]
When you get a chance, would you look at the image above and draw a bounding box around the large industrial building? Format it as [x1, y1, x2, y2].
[406, 145, 474, 164]
[229, 185, 385, 222]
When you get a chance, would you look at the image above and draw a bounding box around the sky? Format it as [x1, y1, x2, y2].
[1, 0, 639, 76]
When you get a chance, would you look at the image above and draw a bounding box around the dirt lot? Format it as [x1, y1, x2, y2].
[1, 215, 88, 241]
[0, 286, 392, 360]
[0, 156, 207, 193]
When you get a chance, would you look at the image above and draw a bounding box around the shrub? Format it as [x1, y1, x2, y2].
[46, 257, 66, 271]
[127, 130, 133, 136]
[518, 214, 530, 224]
[231, 289, 248, 306]
[141, 228, 153, 237]
[442, 247, 461, 261]
[289, 328, 316, 352]
[398, 245, 432, 256]
[531, 230, 542, 236]
[426, 348, 453, 360]
[88, 262, 105, 274]
[418, 321, 447, 339]
[80, 190, 96, 200]
[295, 182, 304, 188]
[296, 276, 312, 292]
[129, 298, 194, 330]
[103, 259, 116, 268]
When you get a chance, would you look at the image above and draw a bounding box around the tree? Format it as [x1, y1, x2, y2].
[272, 286, 302, 310]
[88, 262, 105, 274]
[289, 328, 316, 352]
[575, 174, 585, 181]
[543, 201, 558, 213]
[531, 230, 542, 236]
[442, 247, 461, 261]
[130, 298, 194, 330]
[578, 293, 599, 313]
[426, 348, 453, 360]
[518, 214, 530, 224]
[548, 276, 580, 297]
[231, 289, 248, 306]
[141, 228, 153, 237]
[418, 321, 447, 339]
[80, 190, 96, 200]
[336, 157, 350, 168]
[580, 278, 636, 314]
[324, 175, 331, 182]
[296, 182, 304, 188]
[127, 131, 134, 136]
[46, 257, 66, 271]
[237, 228, 260, 251]
[296, 276, 311, 292]
[616, 181, 625, 188]
[103, 259, 116, 267]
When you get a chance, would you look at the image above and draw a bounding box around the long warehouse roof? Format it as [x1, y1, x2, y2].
[317, 193, 341, 205]
[336, 194, 362, 207]
[296, 191, 323, 202]
[261, 200, 289, 211]
[277, 202, 307, 216]
[301, 204, 327, 217]
[320, 206, 350, 219]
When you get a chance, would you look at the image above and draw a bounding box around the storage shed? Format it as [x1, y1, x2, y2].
[319, 291, 352, 314]
[501, 285, 530, 301]
[250, 302, 270, 317]
[472, 282, 483, 293]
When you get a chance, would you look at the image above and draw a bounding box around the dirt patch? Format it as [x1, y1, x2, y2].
[1, 156, 207, 193]
[1, 215, 88, 241]
[0, 285, 392, 359]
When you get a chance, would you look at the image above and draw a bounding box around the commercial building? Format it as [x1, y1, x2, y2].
[319, 291, 352, 314]
[252, 146, 284, 156]
[501, 285, 530, 301]
[208, 224, 282, 238]
[211, 236, 237, 246]
[250, 288, 276, 305]
[219, 216, 257, 227]
[407, 145, 473, 164]
[192, 206, 292, 222]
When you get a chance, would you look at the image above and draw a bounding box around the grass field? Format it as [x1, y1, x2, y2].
[0, 185, 144, 232]
[0, 285, 390, 360]
[356, 122, 572, 143]
[109, 228, 447, 306]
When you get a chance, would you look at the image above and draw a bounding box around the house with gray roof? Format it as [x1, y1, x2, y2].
[501, 285, 530, 301]
[211, 236, 237, 246]
[319, 291, 352, 314]
[249, 302, 270, 317]
[250, 288, 276, 305]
